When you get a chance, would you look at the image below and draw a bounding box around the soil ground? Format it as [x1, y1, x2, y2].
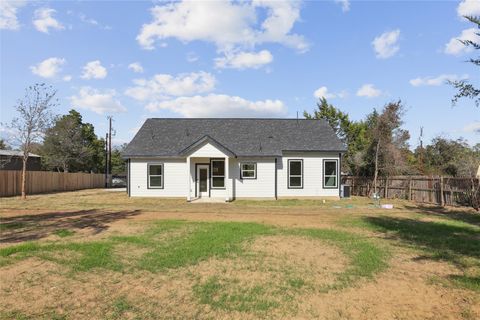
[0, 189, 479, 319]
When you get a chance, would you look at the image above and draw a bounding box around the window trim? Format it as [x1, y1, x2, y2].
[287, 159, 303, 189]
[323, 159, 338, 189]
[210, 158, 226, 189]
[240, 162, 257, 180]
[147, 163, 164, 189]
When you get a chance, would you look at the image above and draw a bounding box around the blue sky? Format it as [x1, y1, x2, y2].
[1, 0, 479, 147]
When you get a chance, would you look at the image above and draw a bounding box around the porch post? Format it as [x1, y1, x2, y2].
[187, 156, 191, 201]
[225, 156, 230, 202]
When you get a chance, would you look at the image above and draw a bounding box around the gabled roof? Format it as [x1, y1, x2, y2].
[123, 118, 346, 158]
[178, 135, 236, 157]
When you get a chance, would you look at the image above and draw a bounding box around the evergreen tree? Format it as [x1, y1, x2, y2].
[304, 98, 370, 174]
[42, 109, 105, 172]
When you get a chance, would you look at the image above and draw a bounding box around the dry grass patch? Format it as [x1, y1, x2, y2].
[191, 235, 349, 317]
[1, 190, 479, 319]
[0, 220, 389, 319]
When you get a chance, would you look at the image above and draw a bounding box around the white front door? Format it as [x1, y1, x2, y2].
[197, 165, 209, 198]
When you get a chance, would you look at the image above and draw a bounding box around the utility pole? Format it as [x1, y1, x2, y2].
[105, 132, 109, 188]
[418, 126, 424, 174]
[108, 116, 112, 179]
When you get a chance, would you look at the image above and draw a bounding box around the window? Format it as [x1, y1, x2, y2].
[323, 159, 338, 188]
[240, 162, 256, 179]
[211, 159, 225, 188]
[288, 159, 303, 188]
[148, 164, 163, 188]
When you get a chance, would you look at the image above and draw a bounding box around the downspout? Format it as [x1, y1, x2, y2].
[339, 153, 342, 198]
[128, 159, 131, 197]
[274, 157, 278, 200]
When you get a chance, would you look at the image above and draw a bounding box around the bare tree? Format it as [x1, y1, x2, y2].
[370, 101, 408, 194]
[3, 84, 57, 199]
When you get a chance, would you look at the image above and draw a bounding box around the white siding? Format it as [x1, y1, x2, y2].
[130, 158, 186, 197]
[188, 142, 228, 158]
[128, 152, 341, 199]
[231, 158, 276, 198]
[277, 152, 340, 198]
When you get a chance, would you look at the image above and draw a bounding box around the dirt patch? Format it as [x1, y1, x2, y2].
[1, 247, 478, 319]
[1, 191, 479, 319]
[298, 253, 479, 320]
[166, 235, 349, 318]
[250, 235, 348, 286]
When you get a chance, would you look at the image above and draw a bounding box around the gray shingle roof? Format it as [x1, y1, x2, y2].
[123, 118, 346, 158]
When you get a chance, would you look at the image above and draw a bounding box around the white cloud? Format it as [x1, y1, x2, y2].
[409, 74, 469, 87]
[136, 0, 308, 53]
[313, 86, 347, 100]
[128, 62, 144, 73]
[215, 50, 273, 69]
[30, 57, 66, 79]
[63, 75, 72, 82]
[145, 94, 287, 117]
[79, 13, 111, 30]
[463, 122, 480, 133]
[444, 28, 480, 55]
[356, 84, 382, 98]
[457, 0, 480, 18]
[335, 0, 350, 12]
[81, 60, 108, 79]
[125, 71, 216, 101]
[0, 0, 26, 30]
[187, 52, 199, 63]
[372, 29, 400, 59]
[79, 13, 98, 26]
[33, 8, 64, 33]
[70, 87, 126, 114]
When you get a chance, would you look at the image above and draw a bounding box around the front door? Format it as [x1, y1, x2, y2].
[197, 165, 209, 198]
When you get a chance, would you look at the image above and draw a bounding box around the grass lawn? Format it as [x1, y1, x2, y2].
[0, 190, 479, 319]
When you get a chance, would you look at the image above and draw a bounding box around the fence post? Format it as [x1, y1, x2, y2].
[385, 177, 388, 198]
[408, 178, 412, 201]
[440, 176, 445, 207]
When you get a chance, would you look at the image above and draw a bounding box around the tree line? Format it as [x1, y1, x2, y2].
[1, 107, 125, 175]
[1, 84, 125, 199]
[305, 15, 479, 184]
[304, 98, 479, 180]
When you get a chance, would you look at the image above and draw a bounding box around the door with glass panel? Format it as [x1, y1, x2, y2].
[197, 165, 209, 197]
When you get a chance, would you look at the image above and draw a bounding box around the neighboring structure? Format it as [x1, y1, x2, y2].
[0, 150, 42, 171]
[123, 119, 346, 201]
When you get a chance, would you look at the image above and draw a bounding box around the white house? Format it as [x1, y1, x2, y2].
[123, 119, 346, 201]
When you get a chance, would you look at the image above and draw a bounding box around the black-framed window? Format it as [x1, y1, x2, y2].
[240, 162, 256, 179]
[288, 159, 303, 189]
[148, 164, 163, 188]
[323, 159, 338, 188]
[211, 159, 225, 188]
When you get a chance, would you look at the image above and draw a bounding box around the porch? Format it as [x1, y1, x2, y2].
[187, 156, 233, 202]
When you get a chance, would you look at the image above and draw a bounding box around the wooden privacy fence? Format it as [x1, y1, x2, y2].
[0, 170, 105, 197]
[342, 175, 479, 206]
